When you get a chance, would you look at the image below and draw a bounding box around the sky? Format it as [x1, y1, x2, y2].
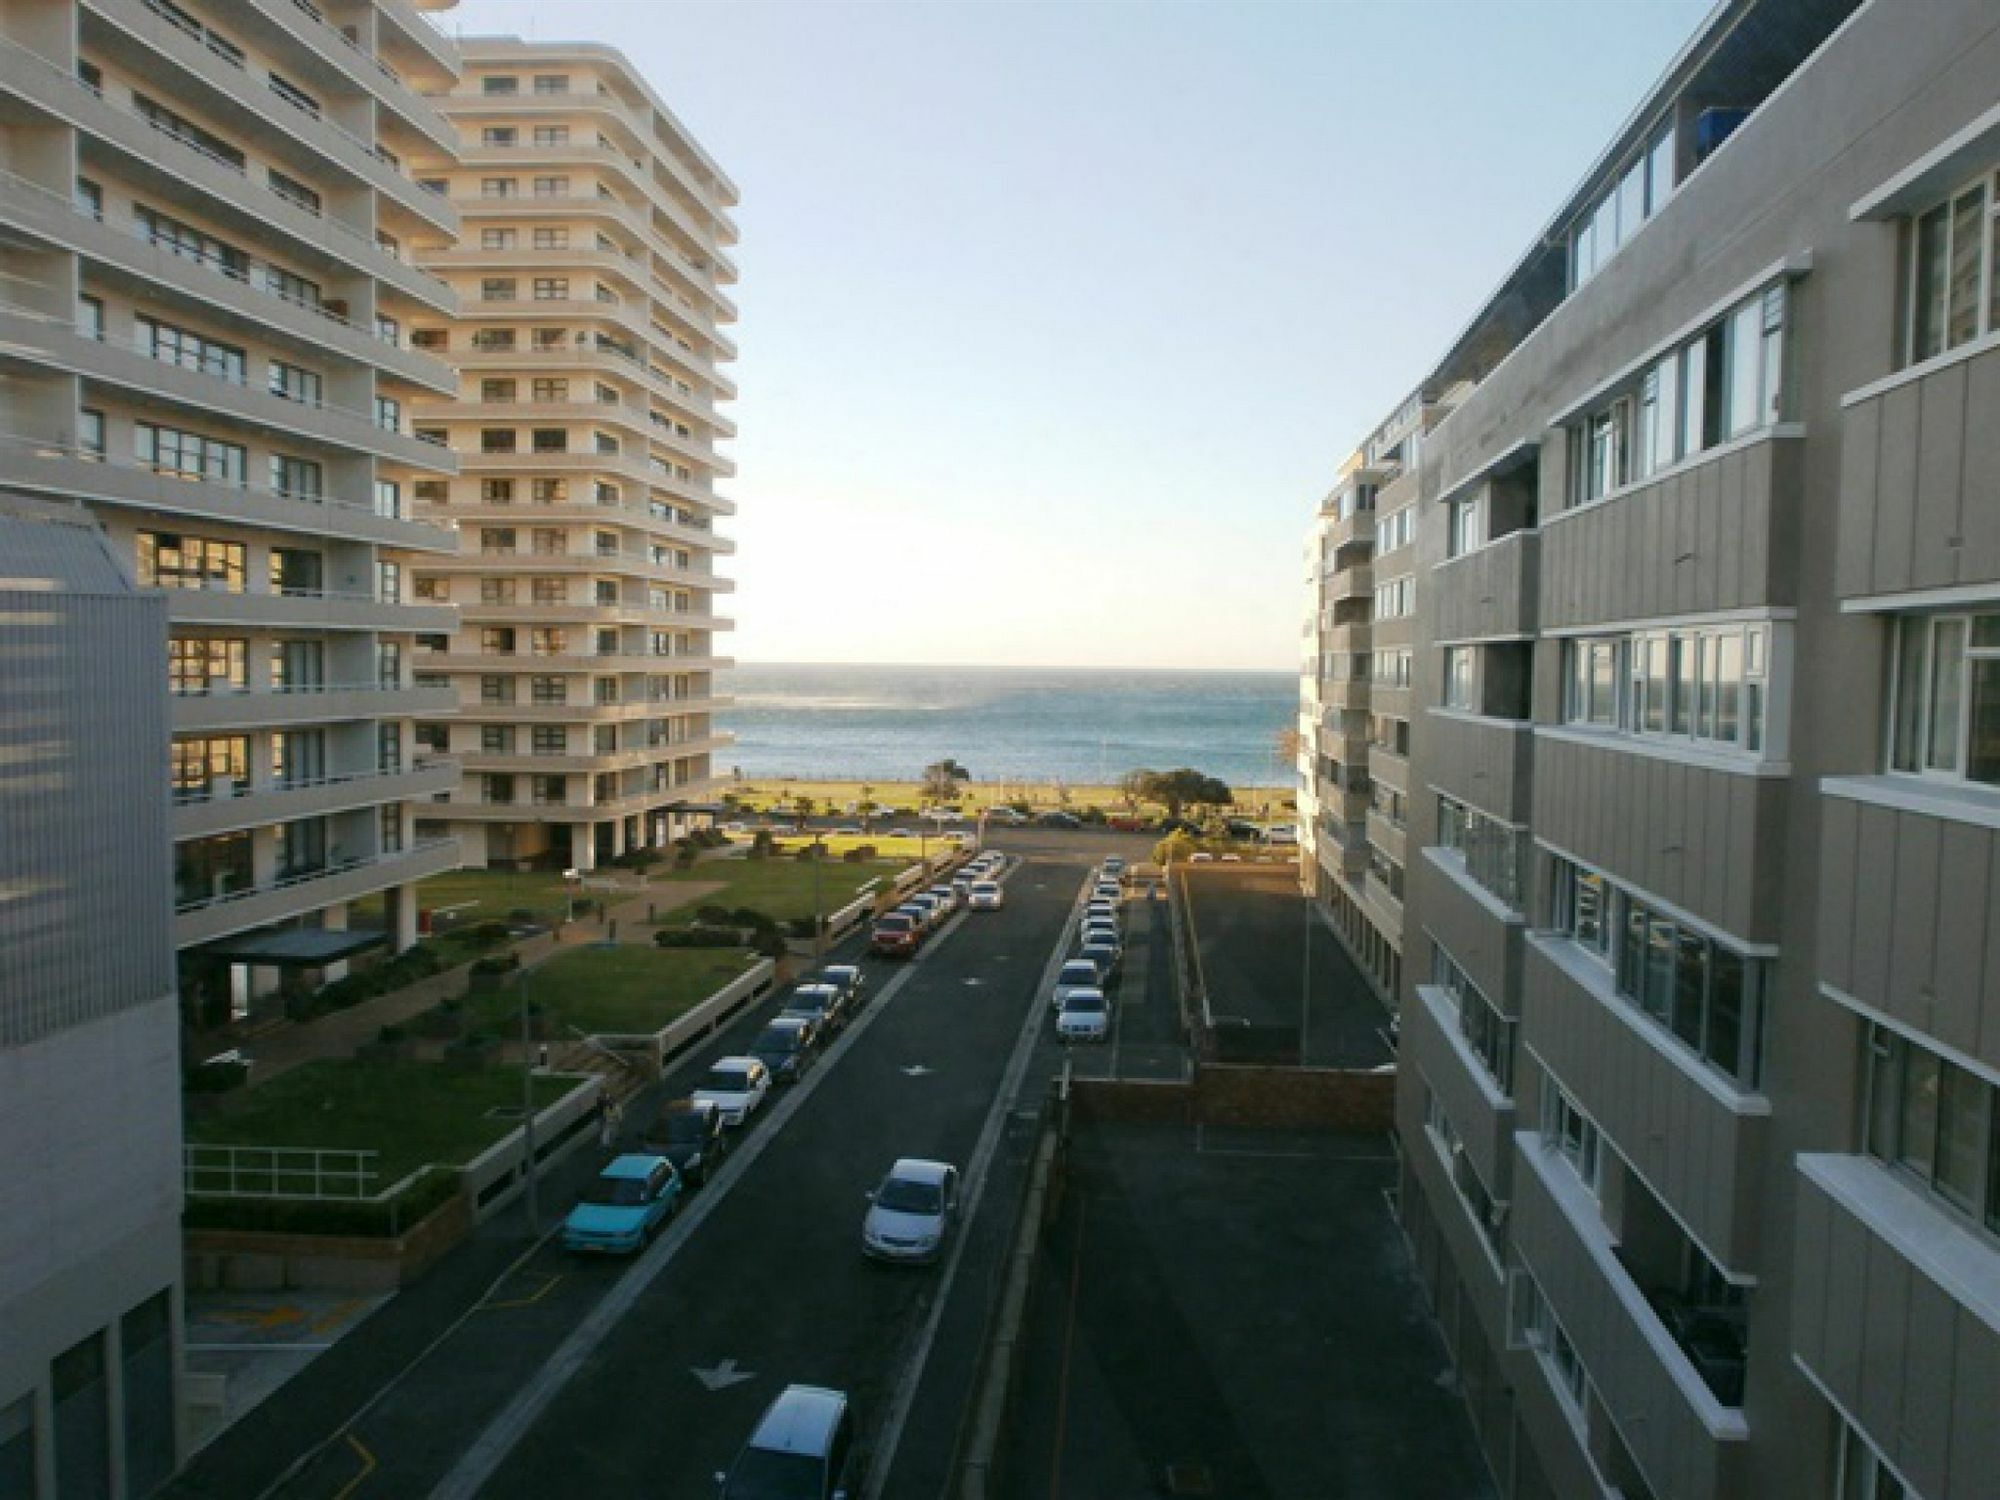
[449, 0, 1715, 672]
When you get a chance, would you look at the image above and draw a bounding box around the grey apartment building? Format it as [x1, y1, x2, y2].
[1304, 0, 2000, 1494]
[0, 505, 181, 1497]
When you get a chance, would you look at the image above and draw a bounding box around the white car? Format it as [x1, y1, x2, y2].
[861, 1158, 960, 1263]
[1082, 922, 1121, 954]
[1051, 957, 1102, 1012]
[1085, 899, 1120, 924]
[1056, 989, 1110, 1042]
[968, 881, 1004, 910]
[1102, 857, 1126, 878]
[691, 1056, 771, 1127]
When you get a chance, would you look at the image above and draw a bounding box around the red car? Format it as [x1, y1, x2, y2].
[870, 911, 922, 959]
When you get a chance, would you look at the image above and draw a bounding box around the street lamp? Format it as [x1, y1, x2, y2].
[510, 967, 541, 1237]
[810, 835, 826, 965]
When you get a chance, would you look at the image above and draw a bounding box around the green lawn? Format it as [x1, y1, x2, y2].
[415, 869, 623, 928]
[469, 944, 757, 1036]
[188, 1060, 578, 1190]
[655, 856, 912, 925]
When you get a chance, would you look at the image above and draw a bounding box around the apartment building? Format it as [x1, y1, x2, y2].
[1299, 395, 1454, 1007]
[405, 39, 737, 871]
[0, 504, 181, 1497]
[1350, 0, 2000, 1495]
[0, 0, 468, 1020]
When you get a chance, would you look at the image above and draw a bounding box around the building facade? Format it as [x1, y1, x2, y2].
[406, 39, 738, 871]
[0, 0, 469, 1019]
[1353, 0, 2000, 1495]
[0, 505, 182, 1497]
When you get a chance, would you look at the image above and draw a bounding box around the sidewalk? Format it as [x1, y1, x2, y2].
[222, 877, 722, 1085]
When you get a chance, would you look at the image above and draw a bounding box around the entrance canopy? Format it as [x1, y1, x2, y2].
[189, 926, 388, 968]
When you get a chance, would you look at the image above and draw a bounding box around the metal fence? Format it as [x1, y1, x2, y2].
[184, 1143, 380, 1200]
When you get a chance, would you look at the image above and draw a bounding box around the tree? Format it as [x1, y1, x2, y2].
[857, 783, 877, 830]
[921, 758, 971, 805]
[1152, 829, 1197, 866]
[1135, 768, 1233, 822]
[792, 795, 816, 831]
[1117, 769, 1149, 815]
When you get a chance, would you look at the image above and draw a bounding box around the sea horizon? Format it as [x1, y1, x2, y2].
[721, 661, 1298, 789]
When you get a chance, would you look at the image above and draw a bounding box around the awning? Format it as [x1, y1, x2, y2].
[189, 927, 389, 968]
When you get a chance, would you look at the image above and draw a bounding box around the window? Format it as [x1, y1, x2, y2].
[269, 455, 321, 501]
[482, 378, 518, 403]
[1864, 1022, 2000, 1243]
[531, 676, 567, 705]
[414, 576, 448, 601]
[482, 479, 516, 504]
[532, 775, 567, 805]
[533, 125, 570, 145]
[137, 531, 244, 591]
[532, 628, 568, 656]
[479, 676, 515, 705]
[1442, 647, 1474, 710]
[377, 561, 401, 603]
[137, 316, 245, 383]
[479, 528, 517, 555]
[482, 578, 518, 604]
[481, 277, 518, 303]
[481, 429, 518, 454]
[532, 478, 569, 502]
[1435, 795, 1528, 910]
[1905, 172, 1998, 366]
[1558, 624, 1772, 756]
[482, 725, 516, 755]
[534, 228, 573, 252]
[532, 176, 570, 198]
[268, 72, 321, 117]
[533, 578, 568, 604]
[267, 168, 321, 214]
[1562, 636, 1622, 727]
[166, 637, 246, 694]
[533, 277, 570, 300]
[481, 228, 517, 250]
[380, 803, 403, 854]
[171, 735, 249, 800]
[75, 176, 102, 219]
[533, 74, 570, 95]
[79, 408, 105, 460]
[1889, 610, 2000, 785]
[1424, 1090, 1504, 1260]
[1541, 1078, 1603, 1196]
[374, 396, 400, 433]
[1549, 855, 1767, 1087]
[482, 75, 519, 95]
[532, 529, 565, 555]
[1569, 122, 1676, 290]
[1835, 1415, 1912, 1500]
[481, 178, 518, 199]
[133, 94, 244, 168]
[75, 293, 104, 340]
[1446, 495, 1481, 558]
[533, 378, 569, 402]
[1516, 1268, 1591, 1425]
[533, 726, 566, 755]
[480, 626, 516, 654]
[472, 328, 516, 350]
[375, 481, 402, 519]
[1432, 943, 1514, 1091]
[268, 360, 321, 405]
[533, 429, 568, 453]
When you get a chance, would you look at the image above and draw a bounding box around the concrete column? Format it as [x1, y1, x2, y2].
[609, 818, 627, 858]
[572, 825, 596, 871]
[321, 900, 351, 982]
[388, 884, 419, 954]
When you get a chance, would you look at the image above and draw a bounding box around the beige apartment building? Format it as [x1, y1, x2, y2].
[1299, 394, 1453, 1007]
[405, 39, 737, 872]
[0, 0, 466, 1020]
[1305, 0, 2000, 1495]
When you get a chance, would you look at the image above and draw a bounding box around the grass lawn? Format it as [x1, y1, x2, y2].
[470, 944, 757, 1035]
[724, 778, 1298, 821]
[655, 855, 911, 925]
[415, 868, 640, 928]
[188, 1060, 578, 1190]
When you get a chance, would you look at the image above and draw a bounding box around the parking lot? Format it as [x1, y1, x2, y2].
[1182, 864, 1394, 1067]
[1000, 1115, 1494, 1500]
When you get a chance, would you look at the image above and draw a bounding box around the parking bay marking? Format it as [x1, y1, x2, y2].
[691, 1358, 757, 1393]
[901, 1064, 934, 1077]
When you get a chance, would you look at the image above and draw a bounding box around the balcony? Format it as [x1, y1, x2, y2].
[417, 651, 729, 675]
[452, 601, 732, 631]
[447, 701, 730, 726]
[0, 305, 450, 469]
[1818, 776, 2000, 1045]
[429, 550, 724, 590]
[174, 836, 460, 947]
[375, 0, 460, 81]
[1512, 1134, 1750, 1500]
[1425, 710, 1532, 823]
[1523, 935, 1770, 1267]
[442, 339, 732, 421]
[456, 141, 731, 269]
[0, 165, 456, 394]
[1433, 527, 1538, 643]
[1415, 847, 1525, 1001]
[164, 586, 452, 634]
[238, 0, 460, 156]
[1531, 730, 1787, 942]
[451, 448, 731, 505]
[171, 681, 455, 733]
[1365, 809, 1407, 869]
[1836, 339, 2000, 602]
[80, 0, 457, 236]
[1540, 429, 1801, 633]
[173, 758, 458, 839]
[1407, 982, 1515, 1195]
[1791, 1154, 2000, 1499]
[0, 436, 458, 553]
[1330, 562, 1373, 602]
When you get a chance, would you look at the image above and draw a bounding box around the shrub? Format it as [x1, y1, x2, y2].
[377, 1024, 408, 1045]
[673, 842, 699, 871]
[466, 922, 513, 951]
[752, 930, 790, 958]
[655, 927, 742, 949]
[730, 906, 777, 932]
[749, 830, 775, 861]
[696, 903, 733, 926]
[508, 907, 539, 923]
[1079, 805, 1108, 825]
[469, 953, 520, 978]
[784, 916, 816, 939]
[184, 1058, 249, 1095]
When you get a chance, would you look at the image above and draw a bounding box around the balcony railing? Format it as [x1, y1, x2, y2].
[174, 837, 454, 914]
[172, 759, 458, 807]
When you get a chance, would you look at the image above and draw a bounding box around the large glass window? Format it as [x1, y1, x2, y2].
[1905, 172, 1997, 366]
[1865, 1022, 2000, 1244]
[1432, 943, 1514, 1092]
[136, 423, 245, 485]
[137, 532, 243, 592]
[1889, 610, 2000, 784]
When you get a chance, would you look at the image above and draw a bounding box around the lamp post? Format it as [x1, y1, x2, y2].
[810, 835, 825, 965]
[514, 967, 540, 1237]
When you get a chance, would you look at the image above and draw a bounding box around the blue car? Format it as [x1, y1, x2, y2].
[562, 1153, 682, 1255]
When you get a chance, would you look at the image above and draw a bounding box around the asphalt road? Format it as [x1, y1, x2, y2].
[166, 828, 1160, 1500]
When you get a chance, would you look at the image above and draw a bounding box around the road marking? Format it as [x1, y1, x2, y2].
[184, 1343, 334, 1354]
[478, 1273, 563, 1312]
[866, 867, 1094, 1498]
[331, 1435, 374, 1500]
[900, 1064, 934, 1077]
[430, 919, 941, 1500]
[690, 1358, 757, 1392]
[963, 977, 984, 986]
[310, 1299, 367, 1336]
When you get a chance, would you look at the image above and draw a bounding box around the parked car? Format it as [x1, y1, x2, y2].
[1081, 922, 1121, 954]
[1037, 811, 1082, 829]
[1056, 989, 1110, 1042]
[561, 1154, 682, 1254]
[886, 827, 918, 839]
[642, 1097, 730, 1189]
[1092, 881, 1121, 903]
[721, 821, 749, 835]
[1189, 851, 1215, 863]
[967, 880, 1004, 910]
[1052, 957, 1102, 1012]
[988, 807, 1027, 825]
[813, 964, 866, 1008]
[783, 982, 848, 1036]
[1085, 899, 1120, 924]
[753, 1016, 818, 1085]
[831, 825, 863, 836]
[1079, 937, 1122, 978]
[716, 1384, 863, 1500]
[870, 912, 922, 959]
[1102, 857, 1126, 879]
[861, 1158, 961, 1264]
[1264, 825, 1299, 846]
[928, 883, 964, 912]
[692, 1057, 771, 1126]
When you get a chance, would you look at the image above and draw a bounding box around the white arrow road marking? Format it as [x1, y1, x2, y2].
[900, 1064, 933, 1077]
[691, 1358, 756, 1392]
[963, 977, 983, 986]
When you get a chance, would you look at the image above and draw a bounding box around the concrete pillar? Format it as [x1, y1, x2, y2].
[321, 899, 351, 982]
[572, 825, 596, 871]
[609, 818, 627, 858]
[388, 884, 419, 954]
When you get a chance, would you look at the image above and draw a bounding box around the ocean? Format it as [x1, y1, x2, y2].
[722, 663, 1297, 789]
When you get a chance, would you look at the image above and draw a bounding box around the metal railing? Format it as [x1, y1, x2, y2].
[174, 836, 454, 914]
[184, 1143, 379, 1200]
[173, 759, 457, 806]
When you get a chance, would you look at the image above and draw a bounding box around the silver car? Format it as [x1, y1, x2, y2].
[862, 1158, 960, 1263]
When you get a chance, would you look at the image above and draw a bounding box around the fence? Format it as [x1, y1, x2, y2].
[184, 1143, 379, 1200]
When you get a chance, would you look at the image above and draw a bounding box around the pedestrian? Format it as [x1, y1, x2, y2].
[595, 1093, 612, 1149]
[607, 1096, 625, 1146]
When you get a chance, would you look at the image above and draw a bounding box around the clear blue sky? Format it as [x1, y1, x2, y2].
[450, 0, 1713, 671]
